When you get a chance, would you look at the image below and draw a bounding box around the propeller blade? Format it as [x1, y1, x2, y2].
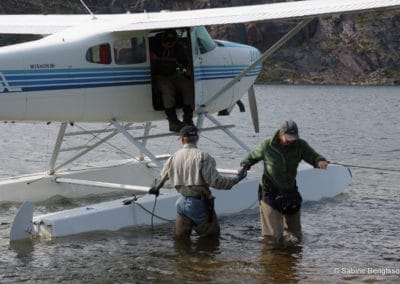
[248, 85, 259, 133]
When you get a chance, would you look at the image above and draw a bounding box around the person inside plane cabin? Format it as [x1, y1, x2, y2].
[150, 29, 194, 132]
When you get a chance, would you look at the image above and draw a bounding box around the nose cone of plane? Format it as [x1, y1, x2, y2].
[215, 40, 262, 67]
[250, 46, 261, 63]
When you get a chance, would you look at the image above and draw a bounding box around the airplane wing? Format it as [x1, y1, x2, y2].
[0, 14, 92, 34]
[0, 0, 399, 35]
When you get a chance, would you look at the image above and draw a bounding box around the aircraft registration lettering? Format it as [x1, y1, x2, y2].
[30, 63, 55, 69]
[0, 73, 22, 93]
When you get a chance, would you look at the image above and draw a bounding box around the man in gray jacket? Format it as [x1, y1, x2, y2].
[149, 125, 246, 240]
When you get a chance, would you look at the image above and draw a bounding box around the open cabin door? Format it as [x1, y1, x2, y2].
[149, 28, 195, 111]
[191, 27, 205, 110]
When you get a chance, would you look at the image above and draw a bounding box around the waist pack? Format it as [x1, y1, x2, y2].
[273, 191, 302, 215]
[259, 176, 303, 215]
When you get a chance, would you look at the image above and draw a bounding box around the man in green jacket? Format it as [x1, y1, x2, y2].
[240, 120, 328, 245]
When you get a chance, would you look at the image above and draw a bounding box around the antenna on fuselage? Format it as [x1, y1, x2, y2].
[80, 0, 97, 19]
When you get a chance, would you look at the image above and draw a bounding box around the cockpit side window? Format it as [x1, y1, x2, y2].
[114, 37, 147, 65]
[86, 43, 111, 64]
[194, 26, 216, 54]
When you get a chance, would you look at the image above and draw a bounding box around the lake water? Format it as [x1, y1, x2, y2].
[0, 85, 399, 283]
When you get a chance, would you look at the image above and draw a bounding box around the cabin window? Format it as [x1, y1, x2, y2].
[114, 37, 147, 65]
[194, 26, 216, 54]
[86, 43, 112, 64]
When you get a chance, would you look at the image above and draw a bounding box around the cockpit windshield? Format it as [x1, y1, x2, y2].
[194, 26, 216, 54]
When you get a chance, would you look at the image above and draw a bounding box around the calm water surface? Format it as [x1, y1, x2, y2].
[0, 85, 399, 283]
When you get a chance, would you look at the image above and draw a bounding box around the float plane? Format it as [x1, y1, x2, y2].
[0, 0, 398, 241]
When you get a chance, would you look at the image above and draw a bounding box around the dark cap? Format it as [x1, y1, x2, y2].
[180, 125, 198, 138]
[163, 30, 177, 43]
[280, 120, 299, 141]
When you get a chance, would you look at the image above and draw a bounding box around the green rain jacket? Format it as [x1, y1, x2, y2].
[241, 131, 326, 192]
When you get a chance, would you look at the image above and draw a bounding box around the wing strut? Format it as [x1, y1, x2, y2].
[49, 122, 68, 174]
[47, 121, 238, 175]
[48, 122, 135, 174]
[80, 0, 97, 19]
[200, 18, 314, 109]
[111, 119, 163, 168]
[248, 85, 259, 133]
[197, 113, 251, 152]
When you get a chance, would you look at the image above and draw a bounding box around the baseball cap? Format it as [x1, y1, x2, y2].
[280, 120, 299, 141]
[180, 125, 198, 138]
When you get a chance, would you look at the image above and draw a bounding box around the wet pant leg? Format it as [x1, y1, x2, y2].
[173, 213, 193, 241]
[259, 199, 284, 242]
[193, 210, 220, 239]
[283, 210, 302, 240]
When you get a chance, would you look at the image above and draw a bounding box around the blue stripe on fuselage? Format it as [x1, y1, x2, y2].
[0, 65, 260, 93]
[194, 64, 261, 80]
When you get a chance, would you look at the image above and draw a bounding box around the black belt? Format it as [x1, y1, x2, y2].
[182, 195, 202, 200]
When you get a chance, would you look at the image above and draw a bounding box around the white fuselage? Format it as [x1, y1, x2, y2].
[0, 26, 261, 123]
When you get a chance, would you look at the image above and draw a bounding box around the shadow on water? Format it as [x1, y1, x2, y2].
[153, 230, 304, 283]
[257, 241, 303, 283]
[9, 239, 35, 259]
[38, 192, 131, 208]
[173, 236, 221, 256]
[150, 237, 223, 283]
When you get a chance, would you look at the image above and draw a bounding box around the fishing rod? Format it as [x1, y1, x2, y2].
[329, 162, 400, 173]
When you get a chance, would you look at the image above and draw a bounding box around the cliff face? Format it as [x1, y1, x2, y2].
[1, 0, 399, 84]
[258, 12, 400, 85]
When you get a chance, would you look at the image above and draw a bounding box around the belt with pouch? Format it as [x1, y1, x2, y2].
[176, 185, 210, 199]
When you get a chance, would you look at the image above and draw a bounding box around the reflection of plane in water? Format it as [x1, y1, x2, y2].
[0, 0, 398, 241]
